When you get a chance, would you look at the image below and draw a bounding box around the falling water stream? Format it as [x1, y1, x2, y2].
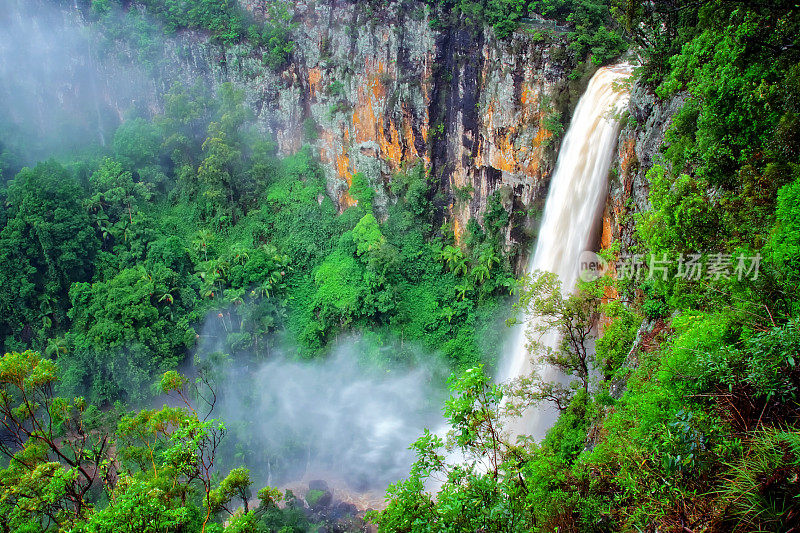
[501, 64, 633, 441]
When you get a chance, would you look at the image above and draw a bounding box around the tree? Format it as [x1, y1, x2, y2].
[0, 161, 99, 350]
[210, 467, 252, 514]
[197, 122, 242, 222]
[470, 263, 490, 284]
[610, 0, 700, 84]
[87, 158, 152, 230]
[352, 213, 385, 257]
[0, 351, 262, 532]
[158, 82, 214, 169]
[0, 350, 115, 529]
[312, 250, 365, 327]
[439, 244, 464, 271]
[506, 270, 603, 412]
[112, 117, 162, 171]
[478, 247, 500, 271]
[372, 366, 534, 532]
[65, 264, 193, 404]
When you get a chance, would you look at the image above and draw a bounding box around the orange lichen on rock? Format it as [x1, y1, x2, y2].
[482, 103, 519, 173]
[308, 67, 323, 100]
[453, 216, 462, 245]
[618, 139, 637, 196]
[352, 96, 378, 144]
[402, 116, 416, 154]
[380, 120, 403, 168]
[352, 60, 383, 144]
[520, 84, 531, 106]
[336, 149, 357, 209]
[599, 137, 638, 304]
[533, 120, 552, 147]
[336, 152, 351, 182]
[515, 109, 551, 176]
[489, 127, 519, 173]
[350, 59, 425, 172]
[371, 61, 387, 99]
[478, 93, 551, 177]
[339, 189, 357, 209]
[337, 179, 356, 209]
[599, 213, 620, 331]
[600, 210, 614, 249]
[335, 130, 353, 182]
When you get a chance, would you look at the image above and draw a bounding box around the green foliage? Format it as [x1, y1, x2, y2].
[312, 250, 366, 328]
[382, 4, 800, 524]
[4, 0, 800, 530]
[484, 0, 527, 38]
[327, 80, 345, 97]
[88, 158, 153, 232]
[137, 0, 248, 43]
[352, 213, 385, 257]
[719, 429, 800, 532]
[508, 271, 605, 409]
[210, 467, 252, 512]
[0, 139, 21, 181]
[348, 171, 375, 212]
[637, 164, 719, 253]
[542, 388, 589, 464]
[696, 318, 800, 404]
[768, 176, 800, 290]
[304, 488, 326, 507]
[424, 0, 626, 65]
[248, 1, 297, 70]
[113, 117, 162, 170]
[373, 365, 531, 532]
[636, 2, 800, 262]
[92, 0, 295, 69]
[595, 300, 641, 377]
[65, 264, 192, 404]
[0, 356, 265, 532]
[541, 110, 564, 140]
[79, 477, 205, 532]
[0, 161, 99, 351]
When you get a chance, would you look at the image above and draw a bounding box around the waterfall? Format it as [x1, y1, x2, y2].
[501, 64, 632, 441]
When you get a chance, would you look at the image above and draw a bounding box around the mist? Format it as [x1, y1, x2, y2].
[0, 0, 173, 169]
[194, 327, 451, 495]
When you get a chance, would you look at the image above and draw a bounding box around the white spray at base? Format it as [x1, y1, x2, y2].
[501, 64, 633, 441]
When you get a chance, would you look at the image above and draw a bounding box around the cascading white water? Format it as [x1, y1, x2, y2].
[501, 64, 632, 441]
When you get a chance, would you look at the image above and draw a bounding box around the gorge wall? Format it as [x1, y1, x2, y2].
[7, 0, 648, 268]
[228, 0, 578, 258]
[9, 0, 587, 266]
[601, 82, 685, 260]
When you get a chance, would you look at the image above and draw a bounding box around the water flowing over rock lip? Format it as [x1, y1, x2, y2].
[499, 63, 633, 442]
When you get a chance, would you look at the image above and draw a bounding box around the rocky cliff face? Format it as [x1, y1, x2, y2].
[601, 82, 685, 257]
[595, 83, 683, 405]
[427, 22, 568, 252]
[8, 0, 584, 266]
[123, 0, 575, 262]
[232, 0, 575, 260]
